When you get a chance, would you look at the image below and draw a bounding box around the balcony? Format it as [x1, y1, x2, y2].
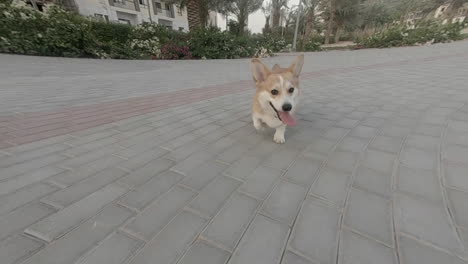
[154, 2, 174, 18]
[110, 0, 139, 11]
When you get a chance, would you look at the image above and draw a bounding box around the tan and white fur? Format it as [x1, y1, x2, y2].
[251, 55, 304, 144]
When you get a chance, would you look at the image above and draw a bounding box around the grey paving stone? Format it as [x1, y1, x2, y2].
[0, 166, 65, 196]
[178, 241, 230, 264]
[400, 147, 437, 170]
[67, 130, 119, 146]
[326, 151, 359, 173]
[394, 194, 463, 253]
[406, 134, 440, 151]
[337, 136, 369, 153]
[335, 118, 359, 129]
[283, 156, 321, 187]
[397, 166, 443, 202]
[398, 234, 466, 264]
[361, 150, 396, 175]
[22, 204, 133, 264]
[344, 188, 393, 246]
[338, 229, 396, 264]
[202, 192, 259, 250]
[262, 146, 300, 171]
[414, 124, 443, 137]
[189, 176, 242, 217]
[446, 188, 468, 229]
[0, 234, 44, 264]
[289, 198, 340, 263]
[261, 180, 307, 226]
[60, 145, 121, 169]
[380, 125, 412, 138]
[444, 163, 468, 191]
[129, 211, 207, 264]
[353, 166, 392, 199]
[6, 135, 71, 154]
[117, 158, 174, 188]
[180, 161, 228, 191]
[0, 144, 69, 168]
[223, 155, 263, 180]
[48, 155, 124, 187]
[311, 168, 352, 207]
[228, 215, 290, 264]
[25, 183, 127, 242]
[0, 155, 66, 182]
[446, 129, 468, 147]
[171, 150, 215, 175]
[238, 166, 282, 200]
[350, 126, 376, 139]
[323, 127, 349, 141]
[42, 168, 128, 209]
[216, 140, 258, 164]
[119, 170, 184, 211]
[0, 183, 58, 216]
[75, 232, 143, 264]
[282, 251, 316, 264]
[369, 136, 402, 154]
[0, 202, 56, 241]
[116, 143, 167, 161]
[63, 137, 120, 157]
[445, 145, 468, 165]
[301, 137, 336, 161]
[123, 186, 197, 241]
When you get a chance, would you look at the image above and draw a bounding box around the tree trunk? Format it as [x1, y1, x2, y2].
[303, 7, 315, 42]
[334, 24, 341, 43]
[325, 0, 335, 44]
[197, 0, 209, 27]
[272, 7, 281, 32]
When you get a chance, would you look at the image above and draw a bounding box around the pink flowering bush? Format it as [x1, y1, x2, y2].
[159, 42, 192, 60]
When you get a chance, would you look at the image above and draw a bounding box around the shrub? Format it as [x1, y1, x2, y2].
[358, 21, 463, 48]
[188, 27, 256, 59]
[0, 4, 283, 60]
[304, 41, 322, 52]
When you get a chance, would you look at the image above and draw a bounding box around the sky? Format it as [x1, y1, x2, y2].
[216, 0, 300, 33]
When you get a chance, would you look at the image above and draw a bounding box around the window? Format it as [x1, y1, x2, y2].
[178, 27, 184, 31]
[94, 14, 109, 22]
[118, 18, 131, 24]
[155, 2, 162, 12]
[177, 6, 183, 15]
[138, 0, 145, 5]
[113, 0, 124, 4]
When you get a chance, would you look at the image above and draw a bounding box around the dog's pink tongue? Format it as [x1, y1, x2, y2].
[279, 112, 297, 126]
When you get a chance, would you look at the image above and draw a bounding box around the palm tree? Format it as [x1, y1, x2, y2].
[224, 0, 264, 35]
[262, 2, 272, 33]
[169, 0, 234, 28]
[302, 0, 320, 43]
[271, 0, 289, 32]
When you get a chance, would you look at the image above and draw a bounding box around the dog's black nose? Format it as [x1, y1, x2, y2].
[282, 103, 292, 112]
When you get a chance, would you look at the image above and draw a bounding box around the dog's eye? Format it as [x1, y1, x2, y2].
[271, 89, 279, 95]
[289, 87, 295, 93]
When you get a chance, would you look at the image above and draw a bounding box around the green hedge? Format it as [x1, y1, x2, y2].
[0, 4, 287, 59]
[358, 21, 464, 49]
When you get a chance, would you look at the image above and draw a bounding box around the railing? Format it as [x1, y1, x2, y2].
[164, 9, 174, 18]
[111, 0, 138, 11]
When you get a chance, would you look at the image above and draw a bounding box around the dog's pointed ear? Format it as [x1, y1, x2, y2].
[288, 54, 304, 77]
[272, 64, 281, 71]
[251, 58, 271, 83]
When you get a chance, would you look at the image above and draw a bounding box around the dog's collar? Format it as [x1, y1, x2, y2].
[269, 102, 282, 121]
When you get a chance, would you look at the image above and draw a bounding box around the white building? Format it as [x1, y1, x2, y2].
[69, 0, 189, 31]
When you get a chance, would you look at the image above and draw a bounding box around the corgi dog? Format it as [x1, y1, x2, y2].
[251, 55, 304, 144]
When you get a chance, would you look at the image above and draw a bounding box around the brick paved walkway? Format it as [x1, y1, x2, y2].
[1, 40, 468, 264]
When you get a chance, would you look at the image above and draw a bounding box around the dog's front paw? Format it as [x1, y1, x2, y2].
[273, 134, 285, 144]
